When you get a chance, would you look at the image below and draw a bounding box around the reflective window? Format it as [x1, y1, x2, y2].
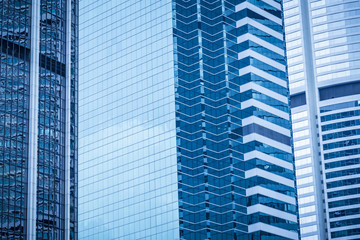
[299, 205, 315, 214]
[295, 148, 311, 157]
[292, 111, 308, 120]
[298, 186, 314, 195]
[297, 176, 313, 185]
[300, 215, 316, 224]
[293, 120, 309, 129]
[293, 129, 310, 138]
[296, 166, 313, 176]
[295, 157, 312, 167]
[303, 235, 319, 240]
[290, 80, 305, 89]
[301, 225, 317, 234]
[0, 1, 31, 237]
[79, 1, 179, 239]
[294, 138, 310, 148]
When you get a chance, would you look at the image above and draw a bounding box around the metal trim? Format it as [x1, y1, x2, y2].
[26, 0, 41, 239]
[65, 0, 72, 239]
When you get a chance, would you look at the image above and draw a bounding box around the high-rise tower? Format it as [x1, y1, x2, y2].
[79, 0, 299, 239]
[0, 0, 78, 239]
[284, 0, 360, 239]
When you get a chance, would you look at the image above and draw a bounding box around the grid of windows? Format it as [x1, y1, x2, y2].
[320, 100, 360, 238]
[78, 1, 179, 239]
[0, 0, 77, 238]
[79, 0, 298, 239]
[311, 0, 360, 85]
[0, 0, 31, 238]
[284, 0, 306, 94]
[286, 0, 360, 239]
[36, 0, 67, 238]
[70, 0, 79, 238]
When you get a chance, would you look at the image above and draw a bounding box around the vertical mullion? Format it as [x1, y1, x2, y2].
[65, 0, 72, 239]
[26, 0, 41, 239]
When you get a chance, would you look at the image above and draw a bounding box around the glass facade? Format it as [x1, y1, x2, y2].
[0, 1, 31, 238]
[0, 0, 78, 239]
[70, 0, 79, 238]
[78, 1, 179, 239]
[79, 0, 298, 239]
[37, 0, 67, 238]
[174, 0, 298, 239]
[284, 0, 360, 239]
[320, 99, 360, 240]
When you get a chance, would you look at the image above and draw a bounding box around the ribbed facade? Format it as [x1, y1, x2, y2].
[0, 0, 78, 239]
[79, 0, 299, 239]
[284, 0, 360, 239]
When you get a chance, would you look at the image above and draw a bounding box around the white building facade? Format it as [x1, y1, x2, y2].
[284, 0, 360, 239]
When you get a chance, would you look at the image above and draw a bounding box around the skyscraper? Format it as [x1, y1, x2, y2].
[284, 0, 360, 239]
[79, 0, 298, 239]
[0, 0, 78, 239]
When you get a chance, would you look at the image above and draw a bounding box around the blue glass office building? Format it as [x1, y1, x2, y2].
[0, 0, 78, 239]
[79, 0, 299, 239]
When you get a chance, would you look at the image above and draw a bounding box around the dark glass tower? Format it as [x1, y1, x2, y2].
[0, 0, 78, 239]
[174, 0, 298, 239]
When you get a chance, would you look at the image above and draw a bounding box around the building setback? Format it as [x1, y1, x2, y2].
[284, 0, 360, 239]
[79, 0, 298, 239]
[0, 0, 78, 239]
